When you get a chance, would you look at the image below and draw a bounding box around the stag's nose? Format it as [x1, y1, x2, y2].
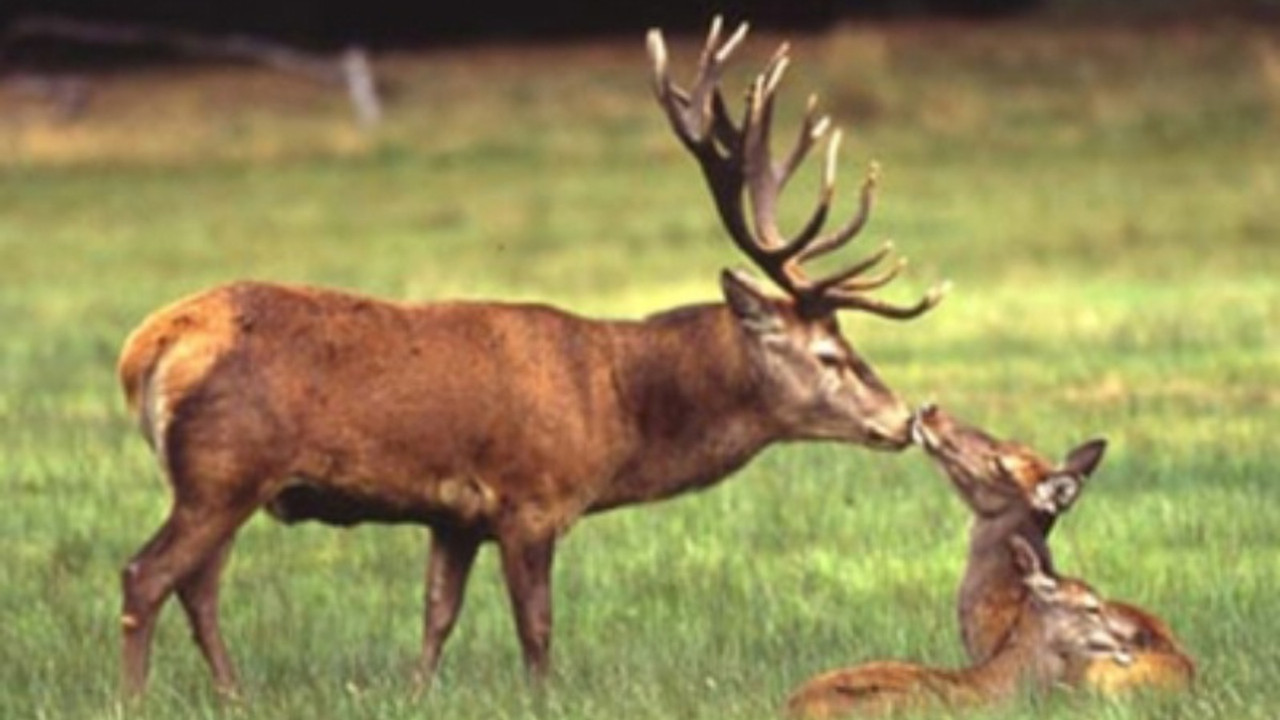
[870, 401, 916, 451]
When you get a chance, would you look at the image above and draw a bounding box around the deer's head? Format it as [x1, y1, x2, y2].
[649, 18, 947, 450]
[911, 403, 1107, 518]
[1011, 537, 1134, 674]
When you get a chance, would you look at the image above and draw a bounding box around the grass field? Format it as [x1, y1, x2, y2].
[2, 17, 1278, 720]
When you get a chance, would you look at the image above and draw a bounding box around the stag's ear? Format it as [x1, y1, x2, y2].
[721, 269, 785, 336]
[1062, 438, 1107, 479]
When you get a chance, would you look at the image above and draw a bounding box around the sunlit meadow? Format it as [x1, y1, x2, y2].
[1, 18, 1277, 720]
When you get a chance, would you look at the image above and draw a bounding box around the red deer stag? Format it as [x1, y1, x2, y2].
[784, 537, 1133, 718]
[115, 17, 946, 698]
[911, 403, 1195, 693]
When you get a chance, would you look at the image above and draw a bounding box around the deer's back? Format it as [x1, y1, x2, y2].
[786, 661, 976, 718]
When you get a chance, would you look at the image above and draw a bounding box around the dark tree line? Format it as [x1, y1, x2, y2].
[2, 1, 1040, 53]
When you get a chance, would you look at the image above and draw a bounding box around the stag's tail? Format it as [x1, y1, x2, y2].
[117, 289, 217, 449]
[118, 286, 243, 463]
[117, 316, 177, 452]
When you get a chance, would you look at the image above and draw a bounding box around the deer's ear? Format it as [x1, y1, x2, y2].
[1010, 536, 1058, 597]
[721, 269, 785, 336]
[1062, 438, 1107, 479]
[1031, 474, 1083, 516]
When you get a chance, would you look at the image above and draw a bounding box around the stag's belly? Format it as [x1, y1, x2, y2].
[264, 472, 500, 531]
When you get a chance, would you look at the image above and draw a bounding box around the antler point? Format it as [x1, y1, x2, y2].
[646, 29, 666, 60]
[811, 116, 831, 140]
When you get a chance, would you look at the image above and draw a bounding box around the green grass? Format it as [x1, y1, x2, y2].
[2, 19, 1278, 720]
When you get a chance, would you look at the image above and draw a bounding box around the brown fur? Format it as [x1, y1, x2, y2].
[116, 275, 919, 697]
[785, 540, 1130, 718]
[912, 404, 1195, 695]
[117, 17, 952, 698]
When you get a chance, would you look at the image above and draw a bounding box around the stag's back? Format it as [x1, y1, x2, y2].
[117, 281, 634, 531]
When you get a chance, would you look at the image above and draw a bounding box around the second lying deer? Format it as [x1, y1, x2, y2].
[785, 536, 1132, 718]
[911, 404, 1195, 694]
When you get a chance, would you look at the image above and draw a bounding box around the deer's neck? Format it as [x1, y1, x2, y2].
[590, 304, 776, 512]
[958, 511, 1052, 661]
[949, 612, 1057, 703]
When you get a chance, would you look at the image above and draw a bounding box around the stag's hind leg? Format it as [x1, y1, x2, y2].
[121, 499, 256, 699]
[176, 540, 239, 696]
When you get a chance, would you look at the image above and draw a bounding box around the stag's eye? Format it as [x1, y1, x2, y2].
[810, 338, 846, 371]
[816, 352, 844, 370]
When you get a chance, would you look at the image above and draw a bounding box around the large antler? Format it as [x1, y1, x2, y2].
[647, 17, 948, 320]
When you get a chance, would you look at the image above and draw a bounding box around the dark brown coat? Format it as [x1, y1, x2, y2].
[117, 273, 918, 696]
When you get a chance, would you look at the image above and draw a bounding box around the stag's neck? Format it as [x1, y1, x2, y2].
[958, 511, 1051, 659]
[590, 303, 776, 512]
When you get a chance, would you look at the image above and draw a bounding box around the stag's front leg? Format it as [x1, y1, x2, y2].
[414, 527, 481, 689]
[497, 529, 557, 681]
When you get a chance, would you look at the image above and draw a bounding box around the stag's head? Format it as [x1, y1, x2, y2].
[912, 403, 1107, 518]
[648, 18, 948, 450]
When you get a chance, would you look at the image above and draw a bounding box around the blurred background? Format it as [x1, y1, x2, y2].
[2, 2, 1277, 719]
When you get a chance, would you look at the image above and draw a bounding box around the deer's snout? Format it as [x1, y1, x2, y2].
[910, 402, 941, 449]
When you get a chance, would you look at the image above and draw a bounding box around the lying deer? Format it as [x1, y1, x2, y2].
[114, 18, 947, 698]
[911, 403, 1195, 694]
[785, 536, 1133, 718]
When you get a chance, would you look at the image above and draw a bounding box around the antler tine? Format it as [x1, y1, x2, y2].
[742, 45, 792, 251]
[650, 17, 947, 321]
[794, 151, 879, 265]
[838, 255, 906, 292]
[782, 95, 831, 185]
[696, 14, 724, 71]
[825, 279, 952, 320]
[646, 17, 749, 150]
[645, 29, 693, 148]
[809, 241, 898, 296]
[766, 98, 835, 259]
[790, 156, 945, 320]
[648, 17, 766, 274]
[689, 19, 749, 145]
